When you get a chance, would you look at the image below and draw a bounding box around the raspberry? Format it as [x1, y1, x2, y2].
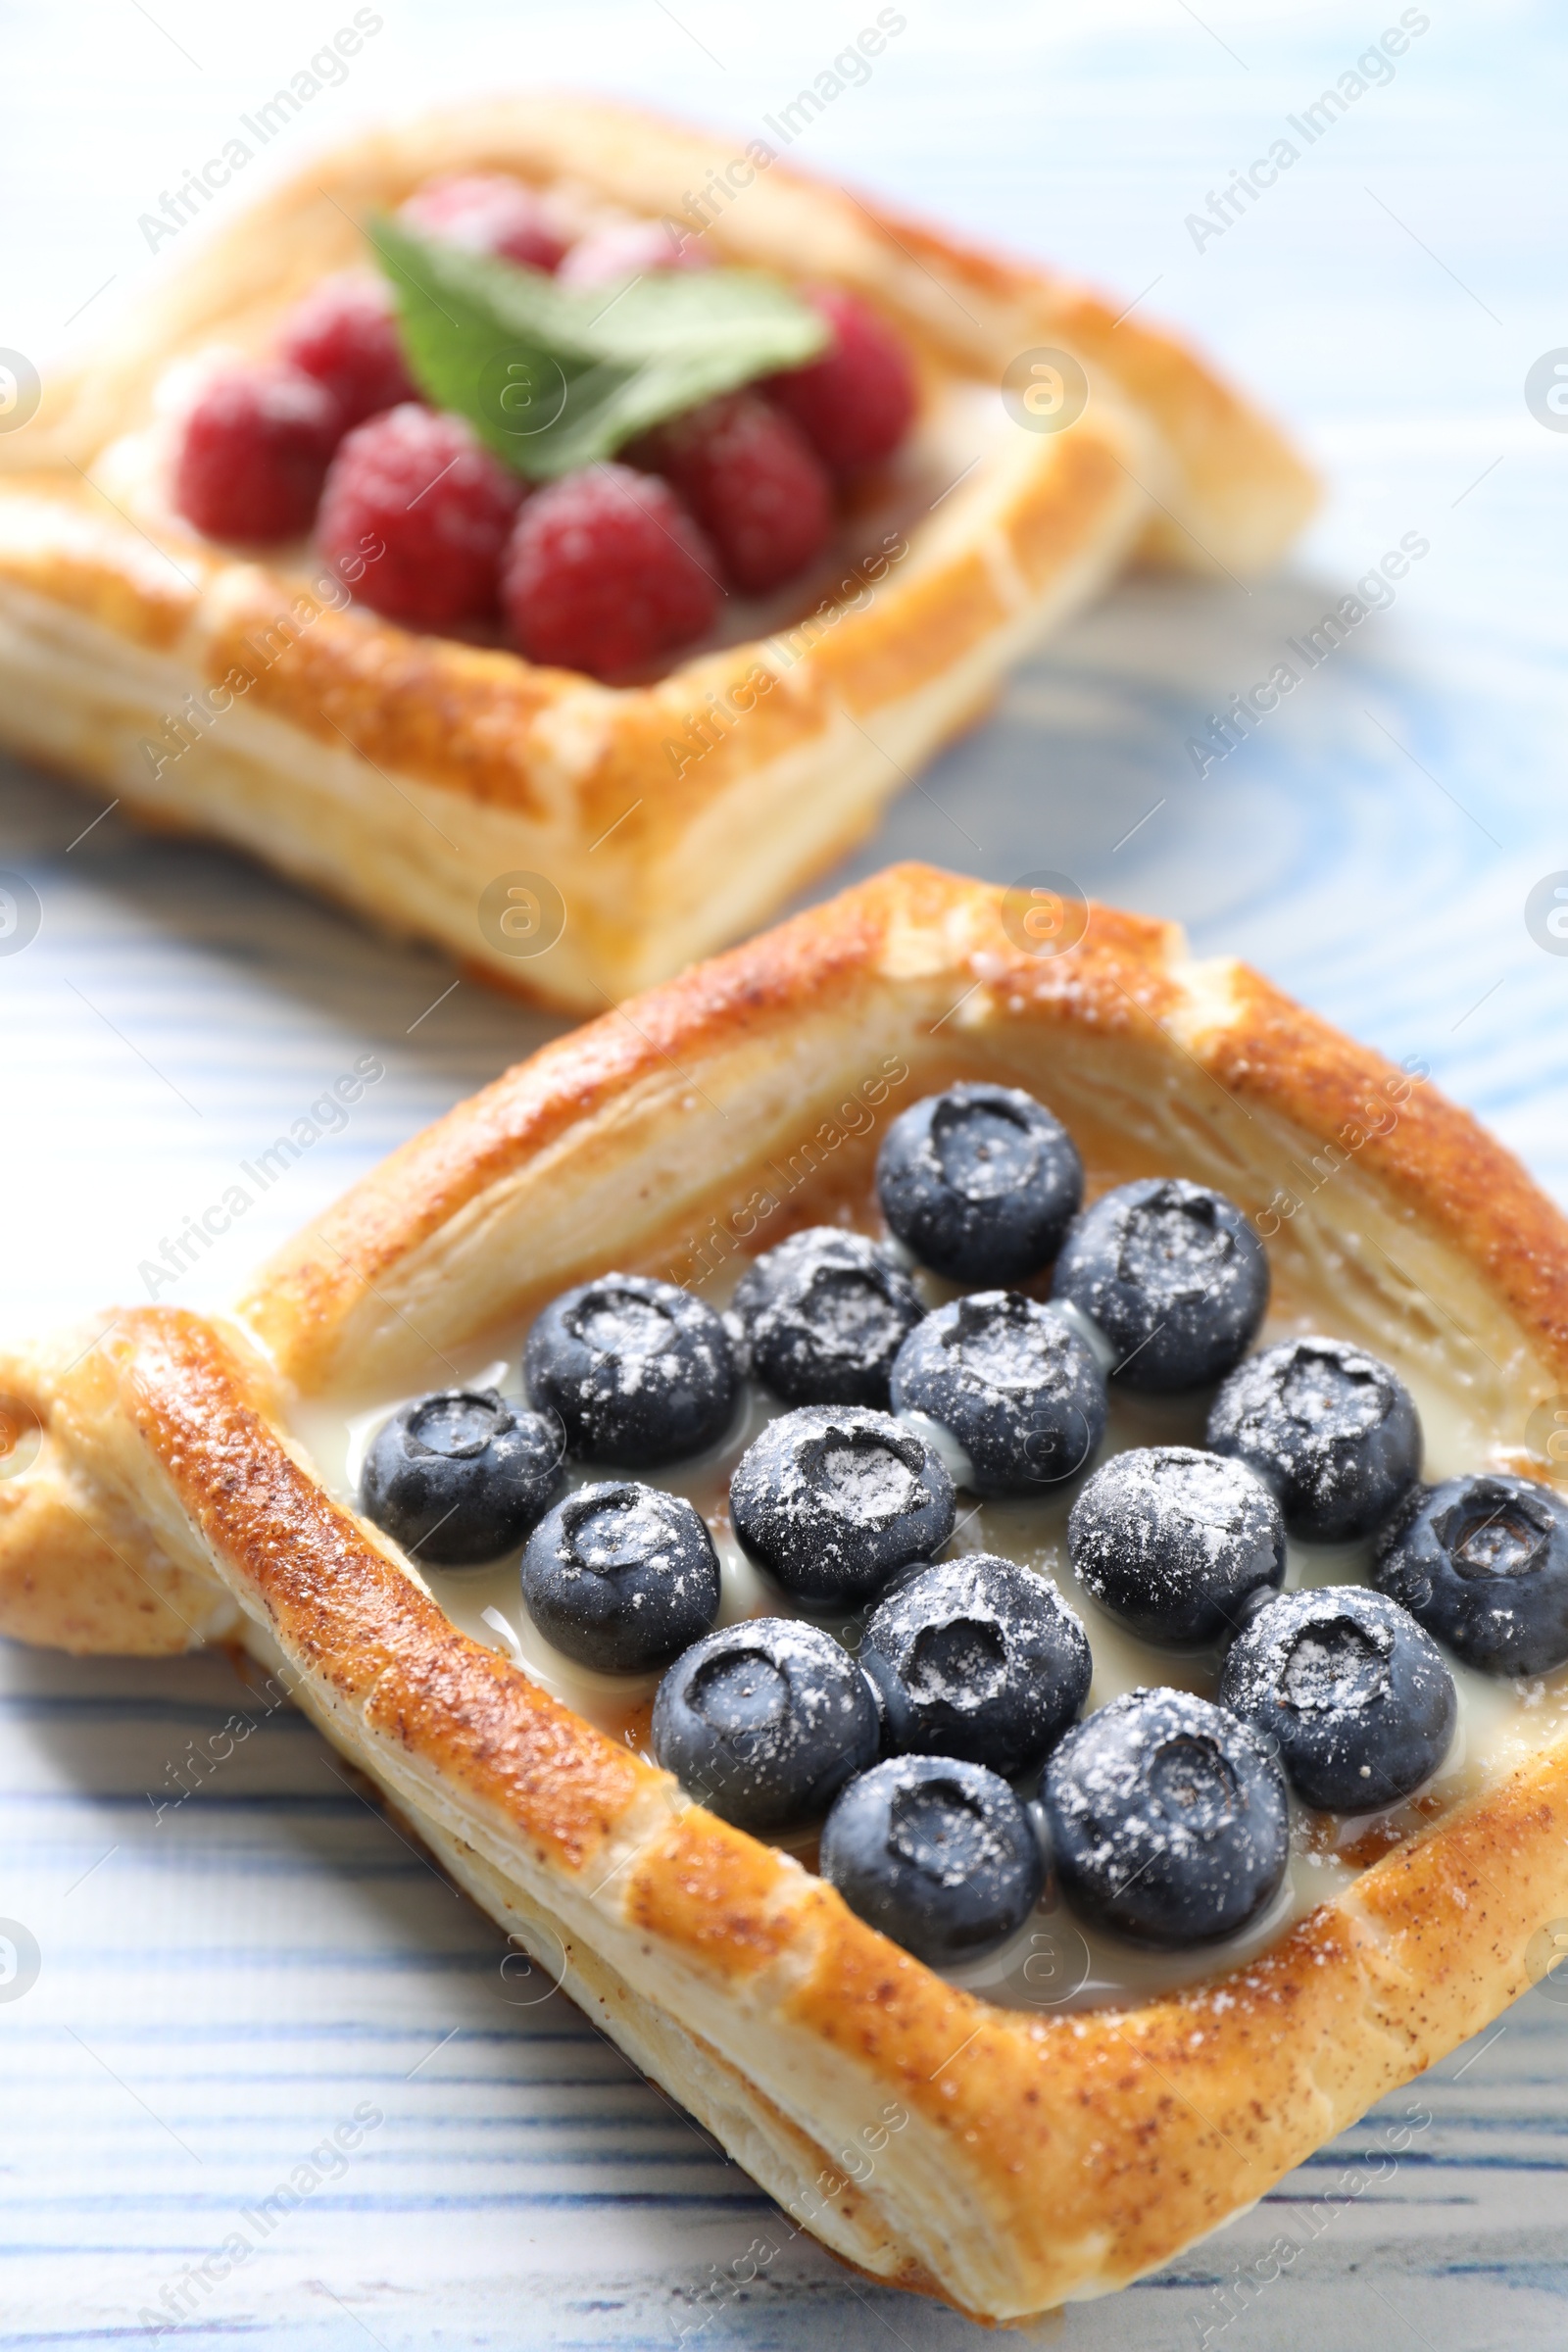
[316, 405, 523, 631]
[172, 363, 342, 543]
[632, 391, 832, 595]
[277, 272, 416, 429]
[401, 172, 567, 271]
[501, 463, 718, 680]
[557, 218, 710, 286]
[765, 287, 917, 477]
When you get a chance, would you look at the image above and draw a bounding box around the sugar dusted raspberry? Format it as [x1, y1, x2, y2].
[765, 287, 917, 477]
[401, 172, 567, 271]
[172, 363, 342, 543]
[501, 462, 718, 680]
[317, 405, 524, 631]
[632, 390, 832, 595]
[557, 218, 710, 286]
[277, 272, 417, 429]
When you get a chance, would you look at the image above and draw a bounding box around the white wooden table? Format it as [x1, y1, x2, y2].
[3, 4, 1565, 2342]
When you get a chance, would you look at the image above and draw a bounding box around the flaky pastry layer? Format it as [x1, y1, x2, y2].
[0, 96, 1313, 1007]
[5, 863, 1558, 2323]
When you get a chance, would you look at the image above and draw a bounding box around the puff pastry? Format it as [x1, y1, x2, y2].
[7, 862, 1560, 2324]
[0, 97, 1314, 1010]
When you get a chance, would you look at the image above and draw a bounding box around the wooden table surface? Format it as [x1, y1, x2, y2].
[2, 3, 1565, 2343]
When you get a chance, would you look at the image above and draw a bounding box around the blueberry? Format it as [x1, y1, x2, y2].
[519, 1481, 720, 1672]
[524, 1273, 737, 1467]
[889, 1292, 1106, 1495]
[360, 1388, 564, 1565]
[819, 1755, 1044, 1965]
[731, 1227, 925, 1409]
[1373, 1472, 1568, 1676]
[1218, 1584, 1455, 1812]
[1051, 1179, 1269, 1393]
[875, 1083, 1082, 1285]
[1043, 1688, 1289, 1948]
[1068, 1446, 1285, 1646]
[859, 1555, 1091, 1777]
[1206, 1336, 1422, 1544]
[652, 1616, 879, 1831]
[729, 1406, 955, 1610]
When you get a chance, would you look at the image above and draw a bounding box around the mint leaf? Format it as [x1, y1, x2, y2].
[368, 216, 829, 481]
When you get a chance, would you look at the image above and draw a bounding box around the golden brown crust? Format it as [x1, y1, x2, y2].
[7, 95, 1314, 542]
[117, 1308, 655, 1874]
[833, 192, 1312, 575]
[8, 1295, 1564, 2318]
[0, 96, 1310, 1008]
[0, 481, 205, 648]
[0, 1436, 232, 1654]
[5, 861, 1561, 2320]
[1205, 960, 1568, 1373]
[201, 572, 563, 815]
[246, 862, 1568, 1402]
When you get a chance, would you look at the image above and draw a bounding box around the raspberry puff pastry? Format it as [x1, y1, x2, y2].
[9, 863, 1561, 2325]
[0, 97, 1313, 1011]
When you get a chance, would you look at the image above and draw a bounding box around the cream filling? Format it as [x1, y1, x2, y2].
[289, 1253, 1568, 2017]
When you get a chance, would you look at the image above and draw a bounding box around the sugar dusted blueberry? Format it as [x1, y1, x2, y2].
[652, 1616, 879, 1830]
[729, 1406, 955, 1611]
[1373, 1472, 1568, 1677]
[859, 1553, 1091, 1778]
[875, 1083, 1082, 1286]
[1207, 1336, 1422, 1544]
[1051, 1179, 1269, 1393]
[360, 1387, 564, 1566]
[1218, 1584, 1455, 1812]
[820, 1755, 1044, 1965]
[731, 1227, 925, 1410]
[524, 1273, 737, 1468]
[1068, 1446, 1285, 1647]
[1044, 1687, 1289, 1948]
[890, 1291, 1106, 1496]
[519, 1480, 720, 1672]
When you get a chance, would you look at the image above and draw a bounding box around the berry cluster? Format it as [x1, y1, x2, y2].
[355, 1080, 1568, 1976]
[171, 172, 917, 680]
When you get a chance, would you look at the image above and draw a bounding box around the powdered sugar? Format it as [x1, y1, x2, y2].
[729, 1405, 955, 1608]
[1068, 1446, 1284, 1646]
[525, 1272, 738, 1467]
[1044, 1687, 1290, 1946]
[1208, 1335, 1421, 1544]
[732, 1226, 924, 1409]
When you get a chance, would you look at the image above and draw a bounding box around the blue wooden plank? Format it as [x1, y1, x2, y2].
[2, 5, 1565, 2344]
